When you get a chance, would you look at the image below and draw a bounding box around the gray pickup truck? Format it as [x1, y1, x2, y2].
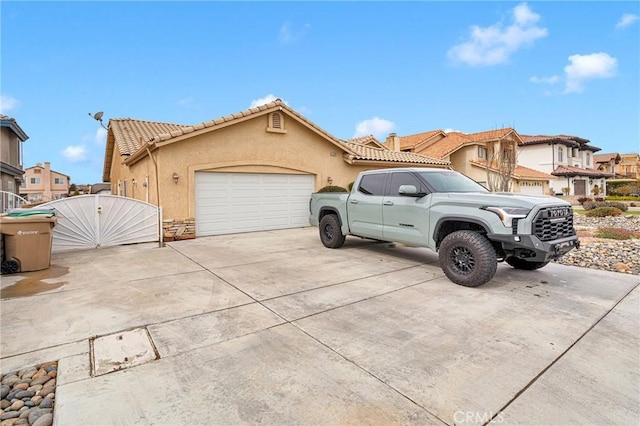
[309, 168, 579, 287]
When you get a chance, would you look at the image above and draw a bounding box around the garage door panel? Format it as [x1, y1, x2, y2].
[196, 172, 314, 236]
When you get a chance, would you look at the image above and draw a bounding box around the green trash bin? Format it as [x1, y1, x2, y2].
[0, 213, 57, 274]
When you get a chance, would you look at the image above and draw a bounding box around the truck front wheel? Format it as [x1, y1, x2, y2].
[439, 231, 497, 287]
[319, 214, 346, 248]
[506, 257, 549, 270]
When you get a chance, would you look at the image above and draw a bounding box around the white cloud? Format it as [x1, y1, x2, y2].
[354, 117, 396, 139]
[278, 22, 311, 44]
[564, 52, 617, 93]
[443, 128, 462, 133]
[616, 13, 639, 29]
[249, 94, 283, 108]
[529, 75, 560, 84]
[94, 128, 107, 145]
[0, 94, 19, 114]
[61, 145, 88, 162]
[448, 2, 548, 66]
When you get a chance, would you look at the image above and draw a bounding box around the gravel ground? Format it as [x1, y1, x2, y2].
[552, 213, 640, 275]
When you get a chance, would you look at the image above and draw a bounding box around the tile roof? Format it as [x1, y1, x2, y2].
[512, 164, 555, 179]
[110, 119, 190, 156]
[470, 160, 554, 179]
[520, 134, 600, 152]
[552, 165, 614, 178]
[341, 140, 450, 166]
[103, 99, 450, 180]
[593, 153, 619, 163]
[346, 135, 386, 149]
[419, 132, 473, 159]
[399, 130, 445, 150]
[466, 128, 516, 143]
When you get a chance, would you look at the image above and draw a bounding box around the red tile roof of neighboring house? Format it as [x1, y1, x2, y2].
[412, 128, 520, 160]
[399, 130, 445, 150]
[469, 160, 554, 180]
[552, 165, 613, 178]
[520, 134, 599, 151]
[341, 140, 450, 166]
[593, 152, 620, 163]
[419, 132, 474, 159]
[346, 135, 387, 149]
[466, 128, 516, 143]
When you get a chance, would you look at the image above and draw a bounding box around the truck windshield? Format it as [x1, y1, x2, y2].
[418, 171, 489, 193]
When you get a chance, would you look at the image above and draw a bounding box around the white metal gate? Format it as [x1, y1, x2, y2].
[40, 195, 161, 252]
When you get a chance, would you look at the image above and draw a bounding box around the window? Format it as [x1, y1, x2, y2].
[477, 146, 487, 160]
[54, 178, 65, 184]
[386, 172, 424, 196]
[586, 152, 591, 166]
[557, 146, 564, 162]
[30, 177, 41, 184]
[34, 169, 41, 174]
[418, 170, 488, 193]
[358, 173, 386, 196]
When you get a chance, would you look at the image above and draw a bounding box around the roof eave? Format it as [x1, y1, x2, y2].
[0, 119, 29, 141]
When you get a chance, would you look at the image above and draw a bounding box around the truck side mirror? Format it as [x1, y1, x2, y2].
[399, 185, 418, 196]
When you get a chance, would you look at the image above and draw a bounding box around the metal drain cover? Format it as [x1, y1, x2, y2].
[91, 328, 158, 376]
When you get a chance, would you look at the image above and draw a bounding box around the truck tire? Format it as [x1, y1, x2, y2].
[506, 257, 549, 270]
[438, 230, 497, 287]
[319, 214, 346, 248]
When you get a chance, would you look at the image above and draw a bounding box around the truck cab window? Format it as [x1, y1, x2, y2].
[386, 172, 424, 196]
[358, 174, 386, 196]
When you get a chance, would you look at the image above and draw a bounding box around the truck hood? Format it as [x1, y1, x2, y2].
[433, 192, 570, 209]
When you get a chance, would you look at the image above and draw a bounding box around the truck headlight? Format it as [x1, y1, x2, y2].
[484, 207, 531, 227]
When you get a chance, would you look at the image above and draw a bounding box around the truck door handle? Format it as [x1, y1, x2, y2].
[383, 201, 394, 206]
[350, 199, 358, 204]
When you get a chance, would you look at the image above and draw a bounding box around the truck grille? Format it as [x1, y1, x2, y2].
[533, 207, 576, 241]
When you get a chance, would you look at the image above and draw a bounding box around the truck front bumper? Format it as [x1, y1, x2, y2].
[487, 233, 580, 262]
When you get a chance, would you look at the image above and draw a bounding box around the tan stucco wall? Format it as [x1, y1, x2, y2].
[0, 128, 21, 168]
[111, 112, 440, 220]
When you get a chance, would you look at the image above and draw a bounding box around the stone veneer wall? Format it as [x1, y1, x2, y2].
[163, 218, 195, 241]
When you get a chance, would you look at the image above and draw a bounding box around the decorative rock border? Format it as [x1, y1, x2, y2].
[0, 362, 56, 426]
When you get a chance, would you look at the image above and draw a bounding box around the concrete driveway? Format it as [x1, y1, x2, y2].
[1, 227, 638, 425]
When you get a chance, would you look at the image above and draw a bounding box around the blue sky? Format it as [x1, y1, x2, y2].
[2, 1, 639, 184]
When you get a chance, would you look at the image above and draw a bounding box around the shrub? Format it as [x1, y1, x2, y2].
[594, 197, 605, 202]
[631, 202, 637, 207]
[577, 197, 592, 204]
[582, 201, 628, 212]
[604, 201, 628, 212]
[582, 201, 598, 211]
[585, 207, 623, 217]
[317, 185, 348, 193]
[347, 181, 354, 191]
[594, 227, 640, 240]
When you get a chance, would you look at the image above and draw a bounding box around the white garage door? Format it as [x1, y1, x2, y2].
[519, 182, 544, 195]
[196, 172, 315, 236]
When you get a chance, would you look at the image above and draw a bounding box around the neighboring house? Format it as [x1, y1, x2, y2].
[103, 99, 449, 238]
[90, 183, 111, 194]
[396, 128, 555, 195]
[519, 135, 612, 196]
[595, 152, 640, 179]
[0, 115, 28, 209]
[21, 162, 70, 202]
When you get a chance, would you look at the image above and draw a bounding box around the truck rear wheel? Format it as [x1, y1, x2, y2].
[319, 214, 345, 248]
[506, 257, 549, 270]
[439, 230, 497, 287]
